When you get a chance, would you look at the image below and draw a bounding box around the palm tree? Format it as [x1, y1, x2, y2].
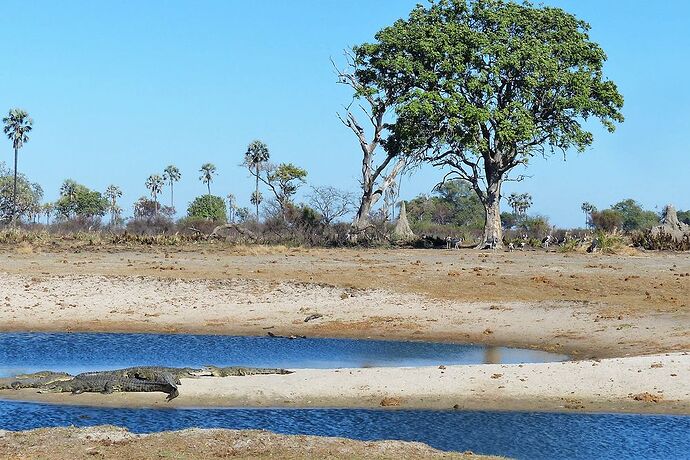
[104, 185, 123, 226]
[2, 109, 33, 223]
[145, 174, 165, 217]
[59, 179, 78, 218]
[163, 165, 181, 210]
[199, 163, 216, 195]
[244, 140, 270, 219]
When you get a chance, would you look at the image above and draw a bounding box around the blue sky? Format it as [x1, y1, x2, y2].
[0, 0, 688, 227]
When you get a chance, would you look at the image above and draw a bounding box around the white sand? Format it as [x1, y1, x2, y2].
[2, 353, 688, 414]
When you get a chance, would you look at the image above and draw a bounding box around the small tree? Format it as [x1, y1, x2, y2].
[307, 186, 354, 225]
[0, 170, 42, 222]
[2, 108, 33, 223]
[507, 193, 533, 218]
[581, 202, 597, 228]
[163, 165, 181, 210]
[55, 180, 108, 221]
[244, 140, 270, 220]
[187, 195, 227, 222]
[199, 163, 216, 195]
[265, 163, 308, 218]
[145, 174, 165, 217]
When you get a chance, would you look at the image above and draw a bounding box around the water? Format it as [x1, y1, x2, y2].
[0, 402, 688, 460]
[0, 332, 567, 376]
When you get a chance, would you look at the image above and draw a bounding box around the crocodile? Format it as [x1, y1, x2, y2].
[78, 366, 206, 385]
[202, 366, 294, 377]
[0, 371, 73, 390]
[42, 371, 180, 401]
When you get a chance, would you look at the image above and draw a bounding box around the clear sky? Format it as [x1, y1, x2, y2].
[0, 1, 688, 227]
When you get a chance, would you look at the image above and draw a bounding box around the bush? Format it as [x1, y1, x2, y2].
[125, 216, 175, 235]
[591, 209, 623, 232]
[632, 230, 690, 251]
[187, 195, 227, 222]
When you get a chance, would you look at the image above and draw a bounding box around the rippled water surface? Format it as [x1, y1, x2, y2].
[0, 402, 688, 460]
[0, 332, 567, 376]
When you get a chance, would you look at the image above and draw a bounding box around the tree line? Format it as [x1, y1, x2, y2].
[11, 1, 685, 249]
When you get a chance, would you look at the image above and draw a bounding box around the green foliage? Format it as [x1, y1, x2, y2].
[244, 140, 270, 168]
[590, 199, 658, 233]
[594, 230, 623, 254]
[406, 180, 485, 232]
[354, 0, 624, 241]
[3, 108, 33, 150]
[507, 193, 532, 217]
[163, 165, 181, 183]
[55, 180, 108, 219]
[632, 229, 690, 251]
[186, 194, 227, 222]
[266, 163, 308, 208]
[133, 197, 174, 220]
[0, 162, 43, 221]
[520, 216, 551, 240]
[678, 210, 690, 226]
[358, 0, 624, 157]
[610, 199, 658, 231]
[591, 209, 623, 232]
[199, 163, 217, 194]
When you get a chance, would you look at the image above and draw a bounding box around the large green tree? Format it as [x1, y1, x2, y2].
[244, 140, 270, 220]
[55, 180, 108, 220]
[355, 0, 624, 248]
[2, 108, 33, 223]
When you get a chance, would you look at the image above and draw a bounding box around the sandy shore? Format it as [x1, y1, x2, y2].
[1, 246, 689, 415]
[2, 353, 688, 414]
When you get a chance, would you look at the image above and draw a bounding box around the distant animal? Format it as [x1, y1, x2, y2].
[542, 234, 553, 249]
[587, 238, 600, 253]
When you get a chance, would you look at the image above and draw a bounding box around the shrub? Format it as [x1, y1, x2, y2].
[187, 195, 227, 222]
[591, 209, 623, 232]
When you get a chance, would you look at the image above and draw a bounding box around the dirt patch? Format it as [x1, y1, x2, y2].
[0, 426, 499, 459]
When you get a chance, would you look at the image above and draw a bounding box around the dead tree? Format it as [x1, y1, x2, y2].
[334, 54, 408, 239]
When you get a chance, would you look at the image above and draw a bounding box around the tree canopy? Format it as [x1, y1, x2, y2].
[187, 194, 227, 222]
[55, 180, 108, 219]
[354, 0, 624, 246]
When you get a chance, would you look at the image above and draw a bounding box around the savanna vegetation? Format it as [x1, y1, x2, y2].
[1, 0, 686, 251]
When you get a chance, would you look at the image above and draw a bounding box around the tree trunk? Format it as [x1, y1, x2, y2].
[350, 156, 406, 236]
[12, 148, 18, 223]
[478, 180, 503, 249]
[351, 192, 373, 231]
[255, 165, 260, 220]
[170, 182, 175, 210]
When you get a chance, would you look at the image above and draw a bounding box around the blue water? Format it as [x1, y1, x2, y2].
[0, 332, 567, 377]
[0, 402, 688, 460]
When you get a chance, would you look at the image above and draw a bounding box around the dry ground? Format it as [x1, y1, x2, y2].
[0, 243, 688, 456]
[1, 244, 688, 358]
[0, 426, 498, 459]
